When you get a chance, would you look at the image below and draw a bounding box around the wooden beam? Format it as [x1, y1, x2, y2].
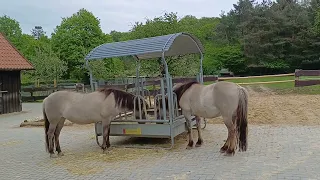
[295, 70, 320, 77]
[294, 80, 320, 87]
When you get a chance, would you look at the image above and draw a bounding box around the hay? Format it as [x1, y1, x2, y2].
[1, 140, 22, 147]
[20, 117, 73, 127]
[52, 147, 166, 175]
[51, 129, 202, 175]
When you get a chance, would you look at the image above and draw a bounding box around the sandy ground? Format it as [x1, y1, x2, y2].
[12, 89, 320, 177]
[22, 85, 320, 127]
[207, 85, 320, 126]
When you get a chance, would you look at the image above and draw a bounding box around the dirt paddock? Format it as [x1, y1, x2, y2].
[207, 85, 320, 126]
[4, 87, 320, 179]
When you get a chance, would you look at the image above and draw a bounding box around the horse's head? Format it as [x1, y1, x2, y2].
[133, 96, 149, 120]
[154, 82, 198, 119]
[154, 95, 169, 119]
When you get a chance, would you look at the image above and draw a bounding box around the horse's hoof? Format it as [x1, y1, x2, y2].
[186, 141, 194, 150]
[103, 149, 111, 154]
[195, 139, 203, 147]
[195, 143, 202, 147]
[224, 152, 234, 157]
[220, 146, 227, 153]
[50, 154, 58, 158]
[224, 149, 235, 156]
[58, 152, 64, 157]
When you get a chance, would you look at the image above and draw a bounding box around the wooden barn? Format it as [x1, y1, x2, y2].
[0, 33, 34, 114]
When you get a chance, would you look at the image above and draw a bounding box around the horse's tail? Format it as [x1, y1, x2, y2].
[43, 100, 50, 152]
[236, 86, 248, 152]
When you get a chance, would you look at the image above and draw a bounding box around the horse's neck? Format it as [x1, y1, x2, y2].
[121, 96, 137, 112]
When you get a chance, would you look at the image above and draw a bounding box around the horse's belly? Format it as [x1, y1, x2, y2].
[66, 115, 96, 124]
[194, 106, 220, 118]
[63, 106, 99, 124]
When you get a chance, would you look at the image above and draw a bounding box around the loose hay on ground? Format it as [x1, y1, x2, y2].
[52, 147, 166, 175]
[51, 129, 206, 175]
[0, 140, 23, 147]
[20, 116, 73, 127]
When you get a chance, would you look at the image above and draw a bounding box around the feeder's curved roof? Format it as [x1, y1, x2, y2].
[85, 32, 204, 60]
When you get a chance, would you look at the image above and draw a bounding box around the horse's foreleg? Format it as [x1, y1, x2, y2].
[195, 116, 203, 147]
[184, 112, 194, 149]
[106, 125, 111, 149]
[55, 118, 65, 157]
[101, 120, 111, 154]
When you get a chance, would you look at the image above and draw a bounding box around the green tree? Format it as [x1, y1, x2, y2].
[0, 15, 23, 49]
[51, 8, 110, 81]
[31, 26, 45, 40]
[26, 44, 68, 82]
[88, 58, 125, 80]
[315, 8, 320, 33]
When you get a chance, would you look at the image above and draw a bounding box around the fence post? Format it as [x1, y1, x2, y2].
[214, 75, 218, 83]
[54, 78, 57, 88]
[294, 69, 300, 92]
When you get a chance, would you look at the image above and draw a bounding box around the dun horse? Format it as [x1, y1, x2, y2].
[156, 81, 248, 155]
[42, 88, 148, 158]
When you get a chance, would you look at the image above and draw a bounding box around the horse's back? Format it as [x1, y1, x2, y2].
[212, 81, 244, 113]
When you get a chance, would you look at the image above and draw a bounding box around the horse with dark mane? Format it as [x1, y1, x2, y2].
[156, 81, 248, 156]
[42, 87, 148, 158]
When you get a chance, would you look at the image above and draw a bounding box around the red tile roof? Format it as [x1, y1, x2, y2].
[0, 33, 34, 70]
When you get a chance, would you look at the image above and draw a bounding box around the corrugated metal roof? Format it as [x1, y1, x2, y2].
[0, 33, 34, 70]
[85, 32, 204, 60]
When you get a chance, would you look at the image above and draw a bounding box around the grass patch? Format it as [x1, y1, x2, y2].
[203, 75, 320, 95]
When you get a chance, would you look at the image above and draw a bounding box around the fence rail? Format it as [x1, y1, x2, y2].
[22, 72, 306, 102]
[294, 69, 320, 87]
[21, 83, 87, 102]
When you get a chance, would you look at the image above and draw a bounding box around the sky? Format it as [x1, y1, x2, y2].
[0, 0, 239, 36]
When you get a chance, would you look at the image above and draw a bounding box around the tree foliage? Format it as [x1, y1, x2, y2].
[31, 26, 45, 40]
[2, 2, 320, 83]
[51, 8, 111, 81]
[0, 15, 23, 49]
[29, 44, 68, 81]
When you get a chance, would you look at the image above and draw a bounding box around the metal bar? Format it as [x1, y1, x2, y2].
[134, 56, 141, 96]
[85, 59, 94, 91]
[160, 79, 166, 122]
[161, 35, 177, 149]
[199, 53, 204, 84]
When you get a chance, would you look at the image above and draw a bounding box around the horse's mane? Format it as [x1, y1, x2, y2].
[155, 81, 198, 109]
[99, 88, 148, 110]
[173, 81, 199, 104]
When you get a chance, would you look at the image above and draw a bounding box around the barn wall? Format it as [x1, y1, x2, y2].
[0, 71, 22, 114]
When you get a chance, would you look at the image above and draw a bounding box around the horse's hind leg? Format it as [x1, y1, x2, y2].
[220, 133, 230, 153]
[55, 118, 66, 157]
[222, 115, 237, 156]
[184, 112, 194, 149]
[195, 116, 203, 147]
[47, 123, 58, 158]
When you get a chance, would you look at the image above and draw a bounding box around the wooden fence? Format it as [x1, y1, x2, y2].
[294, 69, 320, 87]
[21, 83, 87, 102]
[23, 71, 312, 102]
